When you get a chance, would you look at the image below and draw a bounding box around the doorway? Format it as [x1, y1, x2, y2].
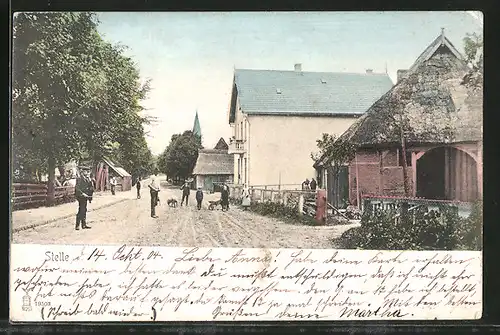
[416, 146, 478, 202]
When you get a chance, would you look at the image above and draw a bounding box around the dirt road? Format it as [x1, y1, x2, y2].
[12, 180, 358, 248]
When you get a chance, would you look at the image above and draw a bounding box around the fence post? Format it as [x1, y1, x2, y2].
[298, 194, 304, 216]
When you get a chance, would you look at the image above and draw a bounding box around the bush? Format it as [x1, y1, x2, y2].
[248, 201, 318, 226]
[336, 201, 482, 251]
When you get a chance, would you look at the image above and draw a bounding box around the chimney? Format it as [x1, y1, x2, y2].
[294, 63, 302, 72]
[397, 69, 408, 83]
[366, 69, 373, 74]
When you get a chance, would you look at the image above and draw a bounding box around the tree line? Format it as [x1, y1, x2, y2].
[11, 13, 155, 201]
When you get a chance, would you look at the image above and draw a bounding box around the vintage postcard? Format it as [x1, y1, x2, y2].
[10, 11, 483, 322]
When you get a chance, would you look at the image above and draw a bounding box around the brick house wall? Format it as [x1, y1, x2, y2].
[347, 142, 481, 205]
[348, 149, 414, 206]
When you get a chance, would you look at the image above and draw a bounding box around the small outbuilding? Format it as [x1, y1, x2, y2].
[94, 157, 132, 192]
[193, 145, 234, 192]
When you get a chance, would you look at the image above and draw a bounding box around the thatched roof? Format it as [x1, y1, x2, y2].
[339, 33, 482, 148]
[192, 149, 234, 176]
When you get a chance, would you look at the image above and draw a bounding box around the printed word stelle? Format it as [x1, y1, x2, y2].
[45, 251, 69, 262]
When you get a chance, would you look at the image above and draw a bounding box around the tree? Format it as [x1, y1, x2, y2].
[462, 33, 483, 89]
[463, 32, 483, 69]
[311, 133, 356, 206]
[12, 12, 153, 203]
[311, 133, 356, 174]
[13, 13, 105, 202]
[159, 131, 203, 180]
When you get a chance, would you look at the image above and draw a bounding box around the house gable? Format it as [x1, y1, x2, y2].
[408, 32, 467, 74]
[214, 137, 229, 150]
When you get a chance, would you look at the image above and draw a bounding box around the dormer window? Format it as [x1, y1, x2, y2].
[276, 88, 282, 94]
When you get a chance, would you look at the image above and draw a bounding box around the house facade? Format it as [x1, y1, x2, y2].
[228, 64, 394, 189]
[316, 31, 483, 207]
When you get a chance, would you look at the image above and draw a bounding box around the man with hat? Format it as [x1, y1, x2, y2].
[74, 162, 94, 230]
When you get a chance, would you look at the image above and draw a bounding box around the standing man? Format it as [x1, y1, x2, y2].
[75, 164, 94, 230]
[310, 178, 317, 192]
[180, 181, 191, 206]
[136, 177, 142, 199]
[149, 171, 160, 218]
[221, 183, 230, 211]
[110, 176, 117, 195]
[195, 187, 204, 210]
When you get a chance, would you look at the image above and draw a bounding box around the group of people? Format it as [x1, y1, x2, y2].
[74, 165, 235, 226]
[301, 178, 318, 191]
[147, 172, 233, 218]
[190, 182, 231, 211]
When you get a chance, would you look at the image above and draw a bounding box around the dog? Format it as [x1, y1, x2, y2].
[208, 200, 221, 210]
[167, 198, 178, 208]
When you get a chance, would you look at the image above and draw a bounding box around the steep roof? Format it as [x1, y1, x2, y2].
[192, 111, 201, 137]
[408, 30, 465, 73]
[193, 149, 234, 175]
[229, 68, 394, 123]
[338, 33, 480, 148]
[213, 137, 229, 150]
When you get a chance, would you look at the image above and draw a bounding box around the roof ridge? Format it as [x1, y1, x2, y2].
[235, 68, 391, 77]
[408, 33, 466, 73]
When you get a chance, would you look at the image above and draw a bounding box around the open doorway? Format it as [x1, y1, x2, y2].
[328, 165, 349, 208]
[416, 146, 478, 202]
[416, 147, 446, 199]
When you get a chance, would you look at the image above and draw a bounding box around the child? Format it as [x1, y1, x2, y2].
[195, 187, 204, 210]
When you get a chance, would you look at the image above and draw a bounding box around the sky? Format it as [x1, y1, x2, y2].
[96, 11, 483, 156]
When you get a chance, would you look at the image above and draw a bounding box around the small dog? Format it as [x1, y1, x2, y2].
[208, 200, 221, 210]
[167, 198, 178, 208]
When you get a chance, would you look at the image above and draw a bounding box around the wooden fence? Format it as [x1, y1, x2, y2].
[11, 183, 76, 210]
[228, 184, 316, 216]
[361, 194, 474, 224]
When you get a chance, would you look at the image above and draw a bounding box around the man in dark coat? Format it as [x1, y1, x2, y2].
[220, 183, 230, 211]
[180, 181, 190, 206]
[136, 177, 142, 199]
[75, 164, 94, 230]
[195, 187, 204, 210]
[310, 178, 317, 191]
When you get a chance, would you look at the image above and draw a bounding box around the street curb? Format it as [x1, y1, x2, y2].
[12, 198, 130, 234]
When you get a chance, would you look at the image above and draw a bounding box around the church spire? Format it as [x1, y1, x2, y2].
[192, 110, 201, 137]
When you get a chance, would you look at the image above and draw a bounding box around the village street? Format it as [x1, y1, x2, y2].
[12, 179, 358, 248]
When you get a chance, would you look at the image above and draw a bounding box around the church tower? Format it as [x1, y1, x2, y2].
[192, 110, 201, 137]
